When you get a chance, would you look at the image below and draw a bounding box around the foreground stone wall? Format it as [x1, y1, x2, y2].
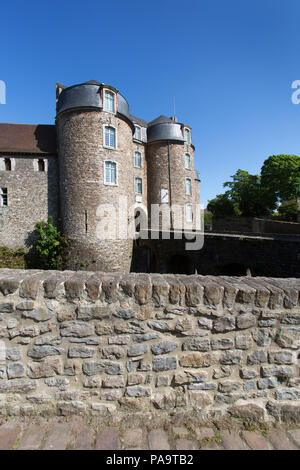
[0, 269, 299, 424]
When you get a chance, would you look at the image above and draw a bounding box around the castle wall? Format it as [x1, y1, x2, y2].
[0, 154, 58, 249]
[0, 269, 299, 424]
[56, 109, 134, 272]
[147, 142, 199, 231]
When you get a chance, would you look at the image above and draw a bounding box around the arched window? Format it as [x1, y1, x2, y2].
[135, 177, 142, 194]
[184, 128, 191, 144]
[103, 90, 115, 113]
[105, 161, 117, 185]
[134, 151, 142, 168]
[185, 153, 191, 169]
[185, 204, 193, 222]
[186, 178, 192, 195]
[104, 126, 116, 149]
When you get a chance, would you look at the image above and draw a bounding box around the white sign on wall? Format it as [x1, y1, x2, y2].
[161, 188, 169, 203]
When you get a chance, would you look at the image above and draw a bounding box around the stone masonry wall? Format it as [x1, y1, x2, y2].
[0, 269, 299, 424]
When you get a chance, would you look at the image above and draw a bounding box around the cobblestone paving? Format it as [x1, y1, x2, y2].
[0, 418, 299, 450]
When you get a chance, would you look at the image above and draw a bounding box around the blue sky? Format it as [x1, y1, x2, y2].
[1, 0, 300, 206]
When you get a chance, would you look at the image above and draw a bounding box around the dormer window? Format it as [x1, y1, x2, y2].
[134, 125, 141, 140]
[103, 89, 116, 113]
[184, 128, 191, 144]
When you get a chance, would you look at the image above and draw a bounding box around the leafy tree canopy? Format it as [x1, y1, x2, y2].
[261, 155, 300, 203]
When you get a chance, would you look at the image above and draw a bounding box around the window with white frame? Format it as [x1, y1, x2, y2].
[134, 125, 141, 140]
[186, 178, 192, 195]
[185, 153, 191, 169]
[135, 177, 142, 194]
[185, 204, 193, 222]
[104, 126, 116, 149]
[184, 128, 191, 144]
[103, 89, 115, 113]
[1, 188, 8, 206]
[105, 161, 117, 185]
[134, 151, 142, 168]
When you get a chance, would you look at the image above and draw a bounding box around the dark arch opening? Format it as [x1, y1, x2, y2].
[168, 254, 194, 274]
[219, 263, 247, 276]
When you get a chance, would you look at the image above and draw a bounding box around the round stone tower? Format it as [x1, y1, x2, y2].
[56, 81, 135, 272]
[147, 116, 199, 231]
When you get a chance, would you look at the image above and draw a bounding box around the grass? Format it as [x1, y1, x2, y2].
[0, 246, 26, 269]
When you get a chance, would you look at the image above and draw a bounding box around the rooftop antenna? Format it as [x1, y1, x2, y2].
[173, 95, 176, 117]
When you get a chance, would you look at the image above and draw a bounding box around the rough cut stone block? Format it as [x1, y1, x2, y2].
[151, 341, 178, 355]
[127, 343, 148, 357]
[60, 321, 94, 337]
[211, 338, 234, 350]
[0, 379, 36, 394]
[182, 338, 210, 352]
[68, 346, 95, 358]
[179, 353, 217, 368]
[126, 386, 151, 397]
[220, 350, 243, 365]
[213, 317, 235, 333]
[7, 363, 25, 379]
[101, 346, 125, 360]
[27, 346, 63, 359]
[236, 313, 256, 330]
[268, 351, 295, 365]
[153, 356, 177, 372]
[247, 350, 267, 365]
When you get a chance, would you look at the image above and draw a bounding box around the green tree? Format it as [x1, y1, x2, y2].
[33, 217, 69, 269]
[277, 199, 300, 222]
[207, 191, 239, 218]
[224, 169, 276, 216]
[261, 155, 300, 203]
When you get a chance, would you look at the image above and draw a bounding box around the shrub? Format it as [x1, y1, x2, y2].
[33, 217, 69, 269]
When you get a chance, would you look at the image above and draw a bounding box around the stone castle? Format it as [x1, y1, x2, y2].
[0, 80, 200, 271]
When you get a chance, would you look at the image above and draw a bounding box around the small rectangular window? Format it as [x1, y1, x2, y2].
[104, 90, 115, 113]
[4, 158, 11, 171]
[1, 188, 8, 206]
[135, 177, 142, 194]
[38, 159, 45, 172]
[134, 126, 141, 140]
[185, 154, 191, 169]
[186, 178, 192, 195]
[105, 126, 116, 148]
[134, 151, 142, 168]
[105, 161, 117, 184]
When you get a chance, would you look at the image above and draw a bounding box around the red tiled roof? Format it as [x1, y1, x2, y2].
[0, 123, 57, 154]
